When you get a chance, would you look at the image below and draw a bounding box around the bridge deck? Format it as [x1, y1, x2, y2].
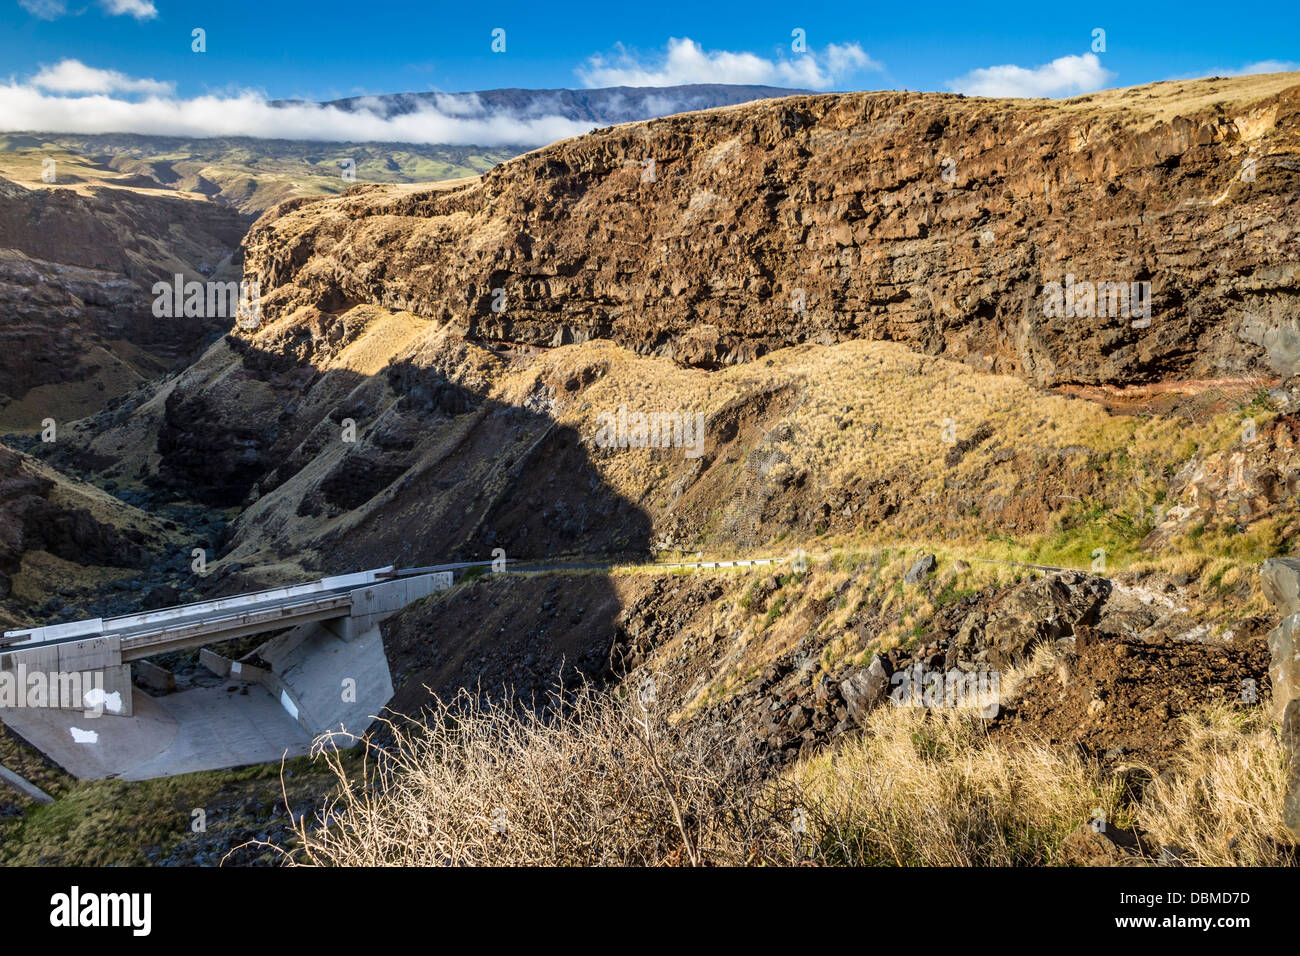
[1, 568, 392, 654]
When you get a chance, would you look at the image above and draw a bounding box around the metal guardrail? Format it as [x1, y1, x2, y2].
[652, 558, 786, 570]
[116, 593, 355, 659]
[1, 556, 795, 655]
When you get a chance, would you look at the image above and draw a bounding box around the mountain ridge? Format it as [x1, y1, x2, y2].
[243, 73, 1300, 388]
[271, 83, 818, 125]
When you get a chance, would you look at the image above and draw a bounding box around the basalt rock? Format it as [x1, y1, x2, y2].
[839, 654, 891, 726]
[0, 176, 249, 424]
[953, 572, 1110, 668]
[1147, 417, 1300, 548]
[243, 76, 1300, 388]
[904, 553, 937, 583]
[1262, 556, 1300, 618]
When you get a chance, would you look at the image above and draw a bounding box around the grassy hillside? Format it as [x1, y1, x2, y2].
[0, 133, 519, 216]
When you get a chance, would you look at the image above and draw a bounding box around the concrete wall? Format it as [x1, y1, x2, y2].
[0, 635, 132, 717]
[260, 623, 394, 738]
[198, 648, 269, 684]
[133, 659, 176, 693]
[324, 571, 453, 641]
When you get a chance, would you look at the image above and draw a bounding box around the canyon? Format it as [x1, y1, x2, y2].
[241, 72, 1300, 386]
[2, 71, 1300, 864]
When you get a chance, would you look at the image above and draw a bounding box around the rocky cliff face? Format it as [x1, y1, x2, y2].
[40, 73, 1300, 589]
[0, 443, 164, 616]
[0, 177, 250, 428]
[243, 73, 1300, 388]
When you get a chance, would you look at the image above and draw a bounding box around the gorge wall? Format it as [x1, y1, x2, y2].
[21, 72, 1300, 595]
[0, 176, 250, 428]
[242, 74, 1300, 388]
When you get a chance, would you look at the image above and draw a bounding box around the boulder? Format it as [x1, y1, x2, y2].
[1261, 557, 1300, 618]
[1282, 699, 1300, 839]
[1057, 822, 1148, 866]
[1261, 560, 1300, 838]
[840, 654, 890, 726]
[953, 573, 1109, 668]
[1267, 613, 1300, 725]
[904, 554, 937, 584]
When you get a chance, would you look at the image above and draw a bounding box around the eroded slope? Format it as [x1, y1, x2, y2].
[244, 73, 1300, 386]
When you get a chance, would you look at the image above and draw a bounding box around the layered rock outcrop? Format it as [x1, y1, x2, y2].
[0, 445, 153, 602]
[0, 177, 250, 425]
[243, 74, 1300, 387]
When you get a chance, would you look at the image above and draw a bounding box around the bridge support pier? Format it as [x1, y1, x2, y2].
[0, 637, 133, 718]
[323, 572, 453, 642]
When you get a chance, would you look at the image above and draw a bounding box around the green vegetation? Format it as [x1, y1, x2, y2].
[0, 133, 519, 216]
[0, 752, 362, 866]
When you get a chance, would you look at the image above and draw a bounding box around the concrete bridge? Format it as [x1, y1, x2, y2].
[0, 566, 452, 780]
[1, 566, 451, 718]
[0, 555, 791, 782]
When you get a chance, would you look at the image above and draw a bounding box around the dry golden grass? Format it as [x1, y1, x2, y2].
[506, 338, 1127, 514]
[798, 700, 1295, 866]
[791, 704, 1126, 865]
[1132, 706, 1295, 866]
[1049, 70, 1300, 130]
[278, 682, 1294, 867]
[493, 335, 1283, 573]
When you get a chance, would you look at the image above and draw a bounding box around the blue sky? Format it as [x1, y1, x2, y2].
[0, 0, 1295, 141]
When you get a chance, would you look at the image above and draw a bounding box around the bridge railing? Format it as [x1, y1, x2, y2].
[3, 567, 393, 647]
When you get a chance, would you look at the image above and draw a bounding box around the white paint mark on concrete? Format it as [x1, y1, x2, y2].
[83, 688, 123, 714]
[279, 689, 299, 721]
[69, 727, 99, 744]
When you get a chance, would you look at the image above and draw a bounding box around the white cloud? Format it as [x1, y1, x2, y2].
[0, 48, 879, 144]
[825, 43, 877, 80]
[100, 0, 157, 19]
[18, 0, 68, 18]
[0, 79, 593, 145]
[18, 0, 157, 18]
[577, 37, 882, 91]
[948, 52, 1115, 98]
[1211, 60, 1300, 77]
[32, 59, 174, 95]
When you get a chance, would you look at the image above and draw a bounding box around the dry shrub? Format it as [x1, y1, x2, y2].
[286, 685, 788, 866]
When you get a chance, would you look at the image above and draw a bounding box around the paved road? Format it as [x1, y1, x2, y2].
[7, 549, 1081, 656]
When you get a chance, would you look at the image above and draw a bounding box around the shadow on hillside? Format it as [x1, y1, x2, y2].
[140, 332, 657, 706]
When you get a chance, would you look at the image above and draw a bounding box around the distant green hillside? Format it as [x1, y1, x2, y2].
[0, 133, 521, 216]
